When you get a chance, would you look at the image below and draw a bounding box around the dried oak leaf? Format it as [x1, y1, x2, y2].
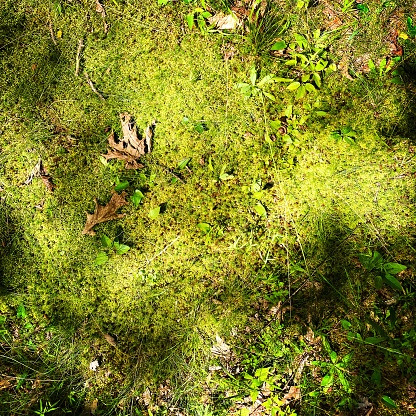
[102, 113, 155, 169]
[82, 192, 128, 236]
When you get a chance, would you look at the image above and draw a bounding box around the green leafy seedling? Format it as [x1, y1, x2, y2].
[359, 251, 406, 292]
[95, 234, 130, 265]
[330, 127, 357, 144]
[131, 189, 144, 208]
[114, 177, 129, 192]
[236, 66, 277, 101]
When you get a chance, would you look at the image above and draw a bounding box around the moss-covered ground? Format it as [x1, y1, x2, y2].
[1, 0, 416, 414]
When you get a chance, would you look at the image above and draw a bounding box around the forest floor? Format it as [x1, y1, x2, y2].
[1, 0, 416, 415]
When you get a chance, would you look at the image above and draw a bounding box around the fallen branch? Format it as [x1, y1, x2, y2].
[75, 39, 84, 76]
[84, 72, 105, 100]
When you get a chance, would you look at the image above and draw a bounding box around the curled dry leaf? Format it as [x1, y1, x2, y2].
[211, 334, 231, 358]
[23, 159, 55, 191]
[82, 192, 128, 236]
[104, 333, 117, 347]
[101, 113, 155, 169]
[282, 386, 301, 405]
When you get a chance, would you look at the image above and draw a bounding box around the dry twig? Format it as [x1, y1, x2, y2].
[75, 39, 84, 76]
[84, 72, 105, 100]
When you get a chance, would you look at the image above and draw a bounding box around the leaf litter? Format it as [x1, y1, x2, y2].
[82, 191, 128, 235]
[102, 113, 155, 169]
[22, 159, 55, 192]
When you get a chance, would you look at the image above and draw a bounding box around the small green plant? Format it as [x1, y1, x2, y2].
[276, 30, 337, 99]
[406, 16, 416, 38]
[94, 234, 130, 265]
[368, 56, 401, 78]
[312, 336, 352, 394]
[185, 0, 213, 34]
[329, 126, 357, 144]
[359, 251, 406, 292]
[236, 66, 277, 101]
[270, 105, 305, 149]
[34, 399, 59, 416]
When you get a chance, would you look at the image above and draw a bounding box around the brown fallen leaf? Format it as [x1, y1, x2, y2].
[0, 378, 12, 390]
[101, 113, 155, 169]
[104, 333, 117, 347]
[281, 386, 301, 405]
[82, 192, 128, 236]
[23, 159, 55, 191]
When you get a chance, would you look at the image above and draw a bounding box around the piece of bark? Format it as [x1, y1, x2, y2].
[82, 192, 128, 235]
[101, 114, 155, 169]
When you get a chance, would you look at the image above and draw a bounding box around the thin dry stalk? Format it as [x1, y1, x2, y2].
[84, 72, 105, 100]
[49, 21, 57, 45]
[75, 39, 84, 76]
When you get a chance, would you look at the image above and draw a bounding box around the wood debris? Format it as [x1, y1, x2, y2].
[75, 39, 84, 76]
[85, 72, 106, 100]
[101, 113, 155, 169]
[82, 192, 128, 235]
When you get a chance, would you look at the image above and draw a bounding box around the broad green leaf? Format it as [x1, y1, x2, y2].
[371, 368, 381, 386]
[341, 319, 351, 330]
[255, 367, 269, 382]
[100, 234, 113, 248]
[252, 191, 263, 200]
[131, 189, 144, 208]
[382, 396, 397, 409]
[263, 92, 276, 101]
[294, 33, 308, 49]
[359, 251, 383, 271]
[285, 59, 297, 66]
[321, 373, 333, 387]
[336, 368, 350, 392]
[341, 352, 353, 364]
[274, 77, 293, 83]
[365, 336, 386, 345]
[178, 158, 191, 170]
[270, 120, 282, 131]
[148, 206, 161, 219]
[329, 350, 338, 364]
[304, 83, 316, 93]
[313, 72, 321, 88]
[287, 81, 300, 91]
[257, 74, 274, 87]
[113, 241, 130, 255]
[368, 59, 376, 71]
[301, 73, 310, 83]
[322, 336, 332, 354]
[315, 59, 328, 71]
[239, 409, 250, 416]
[254, 203, 267, 217]
[114, 180, 129, 192]
[17, 304, 27, 319]
[249, 66, 257, 86]
[375, 275, 383, 289]
[201, 11, 212, 18]
[384, 262, 406, 275]
[186, 13, 194, 30]
[219, 173, 234, 181]
[95, 251, 109, 266]
[295, 85, 306, 99]
[250, 389, 258, 403]
[315, 111, 328, 117]
[383, 273, 403, 292]
[0, 316, 6, 325]
[197, 222, 211, 234]
[194, 122, 207, 133]
[271, 40, 287, 50]
[284, 105, 293, 118]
